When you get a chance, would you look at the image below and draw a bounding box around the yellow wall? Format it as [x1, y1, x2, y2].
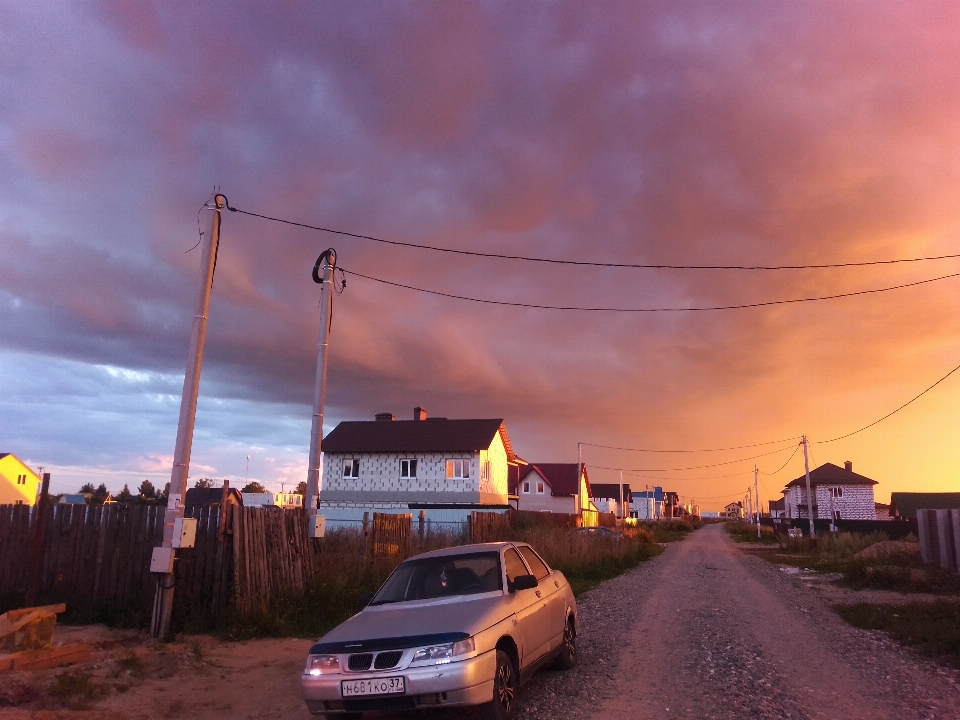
[0, 454, 41, 506]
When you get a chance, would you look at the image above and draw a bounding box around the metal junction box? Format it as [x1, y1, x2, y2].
[150, 546, 175, 573]
[309, 515, 326, 539]
[172, 517, 197, 548]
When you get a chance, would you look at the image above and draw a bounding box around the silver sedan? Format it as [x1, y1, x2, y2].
[301, 541, 578, 719]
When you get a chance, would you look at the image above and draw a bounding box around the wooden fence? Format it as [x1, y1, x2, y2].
[0, 503, 232, 623]
[369, 513, 411, 559]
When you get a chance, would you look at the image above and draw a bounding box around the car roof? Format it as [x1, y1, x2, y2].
[406, 542, 521, 561]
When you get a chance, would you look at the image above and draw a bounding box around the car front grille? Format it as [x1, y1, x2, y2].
[347, 653, 373, 671]
[373, 651, 403, 669]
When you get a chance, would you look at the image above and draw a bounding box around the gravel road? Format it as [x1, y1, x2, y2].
[511, 523, 960, 720]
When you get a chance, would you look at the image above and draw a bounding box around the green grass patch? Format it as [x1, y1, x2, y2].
[726, 520, 778, 544]
[836, 601, 960, 668]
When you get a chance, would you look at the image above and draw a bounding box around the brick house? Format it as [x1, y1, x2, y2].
[319, 408, 522, 529]
[590, 483, 632, 519]
[783, 461, 877, 520]
[724, 501, 744, 519]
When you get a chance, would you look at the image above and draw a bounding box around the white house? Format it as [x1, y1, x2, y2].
[782, 461, 877, 520]
[590, 483, 632, 519]
[319, 409, 521, 529]
[724, 501, 744, 519]
[515, 463, 595, 518]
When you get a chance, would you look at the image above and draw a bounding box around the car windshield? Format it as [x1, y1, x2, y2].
[370, 552, 502, 604]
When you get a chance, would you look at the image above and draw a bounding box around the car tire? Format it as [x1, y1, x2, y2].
[481, 649, 518, 720]
[554, 618, 576, 670]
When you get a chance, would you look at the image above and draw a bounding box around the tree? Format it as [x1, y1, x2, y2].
[138, 479, 157, 501]
[242, 481, 266, 494]
[294, 481, 307, 496]
[116, 484, 133, 502]
[94, 483, 108, 497]
[194, 478, 216, 489]
[79, 483, 95, 494]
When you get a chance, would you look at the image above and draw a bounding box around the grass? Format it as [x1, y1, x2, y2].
[835, 601, 960, 668]
[187, 522, 670, 639]
[49, 669, 109, 709]
[726, 520, 778, 544]
[635, 519, 699, 543]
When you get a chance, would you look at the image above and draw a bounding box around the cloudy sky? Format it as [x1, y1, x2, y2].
[3, 1, 960, 510]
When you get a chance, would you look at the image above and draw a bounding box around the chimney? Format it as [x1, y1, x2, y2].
[413, 406, 427, 421]
[375, 413, 395, 422]
[844, 461, 852, 472]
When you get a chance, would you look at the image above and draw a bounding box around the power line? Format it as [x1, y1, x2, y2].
[584, 443, 798, 472]
[758, 442, 803, 476]
[225, 201, 960, 271]
[819, 360, 960, 443]
[593, 466, 754, 481]
[581, 436, 801, 453]
[342, 268, 960, 313]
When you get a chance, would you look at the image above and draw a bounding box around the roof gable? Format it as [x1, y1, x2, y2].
[521, 463, 589, 497]
[322, 419, 514, 458]
[785, 462, 878, 489]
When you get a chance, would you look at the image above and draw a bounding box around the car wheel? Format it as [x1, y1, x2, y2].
[554, 618, 576, 670]
[481, 650, 518, 720]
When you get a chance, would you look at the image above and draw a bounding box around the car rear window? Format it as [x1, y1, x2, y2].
[518, 546, 550, 581]
[371, 552, 502, 604]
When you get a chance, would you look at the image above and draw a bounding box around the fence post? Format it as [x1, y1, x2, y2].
[419, 511, 425, 541]
[217, 480, 230, 543]
[24, 472, 51, 606]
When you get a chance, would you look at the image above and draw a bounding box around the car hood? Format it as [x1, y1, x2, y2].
[309, 593, 508, 654]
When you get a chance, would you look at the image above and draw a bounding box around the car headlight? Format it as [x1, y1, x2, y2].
[305, 654, 340, 675]
[412, 637, 475, 664]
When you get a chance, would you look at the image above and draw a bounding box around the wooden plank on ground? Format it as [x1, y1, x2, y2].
[7, 643, 91, 671]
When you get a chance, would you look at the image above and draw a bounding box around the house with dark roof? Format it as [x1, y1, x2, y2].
[724, 501, 744, 519]
[184, 487, 243, 508]
[0, 453, 41, 506]
[630, 486, 664, 519]
[319, 408, 524, 528]
[889, 492, 960, 520]
[768, 498, 786, 519]
[590, 483, 632, 519]
[783, 461, 877, 520]
[515, 463, 595, 518]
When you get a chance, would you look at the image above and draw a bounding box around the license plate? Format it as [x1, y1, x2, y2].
[341, 676, 405, 697]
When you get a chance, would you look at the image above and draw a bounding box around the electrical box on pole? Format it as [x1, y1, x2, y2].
[309, 515, 326, 539]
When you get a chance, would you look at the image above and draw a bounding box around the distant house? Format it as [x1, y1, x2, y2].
[590, 483, 632, 519]
[768, 498, 786, 519]
[516, 464, 595, 518]
[630, 486, 664, 519]
[184, 487, 243, 508]
[874, 503, 893, 521]
[0, 454, 41, 506]
[889, 492, 960, 520]
[724, 501, 744, 519]
[783, 461, 877, 520]
[243, 492, 277, 508]
[58, 494, 88, 505]
[319, 408, 524, 528]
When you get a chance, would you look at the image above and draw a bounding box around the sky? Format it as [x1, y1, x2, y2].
[3, 1, 960, 510]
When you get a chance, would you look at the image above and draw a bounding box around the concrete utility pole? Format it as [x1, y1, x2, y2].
[151, 192, 224, 639]
[802, 435, 816, 539]
[305, 249, 337, 534]
[576, 442, 582, 518]
[754, 464, 761, 538]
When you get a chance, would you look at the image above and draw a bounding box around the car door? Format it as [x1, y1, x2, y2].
[517, 545, 566, 652]
[503, 545, 552, 667]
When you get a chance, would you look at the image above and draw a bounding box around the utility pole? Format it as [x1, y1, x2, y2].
[754, 464, 761, 538]
[305, 249, 337, 536]
[576, 442, 582, 519]
[151, 192, 224, 639]
[619, 470, 624, 520]
[802, 435, 816, 539]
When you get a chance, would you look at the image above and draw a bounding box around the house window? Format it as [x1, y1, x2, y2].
[446, 459, 470, 479]
[480, 460, 491, 483]
[342, 459, 359, 479]
[536, 481, 544, 494]
[831, 487, 843, 498]
[400, 459, 418, 478]
[833, 510, 841, 520]
[522, 481, 530, 494]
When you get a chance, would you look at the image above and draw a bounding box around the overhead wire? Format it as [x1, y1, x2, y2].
[224, 201, 960, 271]
[818, 360, 960, 443]
[341, 268, 960, 313]
[580, 436, 801, 453]
[582, 442, 799, 473]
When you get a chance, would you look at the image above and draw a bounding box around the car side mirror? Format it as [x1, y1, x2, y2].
[358, 592, 374, 607]
[511, 574, 538, 592]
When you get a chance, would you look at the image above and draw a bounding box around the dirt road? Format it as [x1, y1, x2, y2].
[4, 525, 959, 719]
[585, 523, 960, 720]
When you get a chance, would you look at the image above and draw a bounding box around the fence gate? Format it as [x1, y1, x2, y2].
[371, 513, 411, 559]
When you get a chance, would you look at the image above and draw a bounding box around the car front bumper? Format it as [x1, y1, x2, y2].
[301, 649, 496, 715]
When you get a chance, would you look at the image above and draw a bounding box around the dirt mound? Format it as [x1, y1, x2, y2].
[852, 540, 920, 562]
